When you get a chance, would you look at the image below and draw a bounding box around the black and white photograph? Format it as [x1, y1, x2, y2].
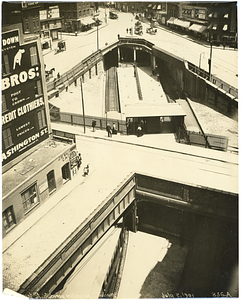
[2, 1, 239, 298]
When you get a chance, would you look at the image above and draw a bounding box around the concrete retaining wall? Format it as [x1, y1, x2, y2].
[152, 45, 238, 121]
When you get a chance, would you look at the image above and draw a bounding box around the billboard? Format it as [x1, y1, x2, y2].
[2, 29, 49, 166]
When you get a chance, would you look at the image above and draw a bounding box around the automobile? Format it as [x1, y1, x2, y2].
[54, 40, 66, 54]
[109, 11, 118, 19]
[146, 27, 157, 35]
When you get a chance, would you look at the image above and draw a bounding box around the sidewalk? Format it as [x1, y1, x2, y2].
[51, 122, 238, 165]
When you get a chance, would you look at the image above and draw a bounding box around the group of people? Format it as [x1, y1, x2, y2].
[106, 123, 117, 137]
[126, 28, 133, 35]
[76, 153, 89, 176]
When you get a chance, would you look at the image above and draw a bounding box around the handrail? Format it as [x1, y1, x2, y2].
[187, 61, 238, 98]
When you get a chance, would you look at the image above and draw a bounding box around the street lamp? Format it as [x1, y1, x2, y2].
[95, 18, 99, 50]
[208, 41, 213, 80]
[80, 77, 86, 133]
[198, 52, 205, 74]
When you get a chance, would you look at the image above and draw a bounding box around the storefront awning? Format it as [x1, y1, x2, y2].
[189, 24, 207, 33]
[167, 17, 176, 25]
[81, 16, 95, 26]
[125, 103, 186, 118]
[173, 19, 190, 28]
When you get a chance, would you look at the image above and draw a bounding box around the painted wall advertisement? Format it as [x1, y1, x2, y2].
[2, 29, 48, 166]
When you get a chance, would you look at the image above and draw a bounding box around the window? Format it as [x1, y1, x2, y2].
[34, 80, 42, 96]
[2, 94, 7, 112]
[30, 46, 38, 66]
[25, 18, 29, 32]
[160, 116, 171, 122]
[3, 206, 16, 231]
[2, 54, 10, 75]
[21, 184, 39, 212]
[37, 108, 46, 129]
[2, 127, 13, 149]
[47, 170, 56, 193]
[62, 163, 71, 182]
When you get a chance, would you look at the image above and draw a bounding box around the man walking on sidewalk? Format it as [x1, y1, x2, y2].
[106, 123, 112, 137]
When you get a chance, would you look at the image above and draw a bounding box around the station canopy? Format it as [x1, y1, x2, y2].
[125, 103, 186, 118]
[189, 24, 207, 33]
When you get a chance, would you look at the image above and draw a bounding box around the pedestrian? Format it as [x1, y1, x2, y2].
[126, 119, 131, 135]
[137, 125, 142, 137]
[83, 164, 89, 176]
[77, 153, 82, 170]
[106, 123, 112, 137]
[126, 28, 128, 34]
[92, 119, 96, 132]
[112, 122, 117, 135]
[57, 72, 60, 79]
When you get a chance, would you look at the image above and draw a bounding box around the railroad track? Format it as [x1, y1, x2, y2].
[105, 67, 120, 112]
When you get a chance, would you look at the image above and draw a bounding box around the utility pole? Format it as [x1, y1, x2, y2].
[96, 20, 99, 50]
[80, 78, 86, 133]
[208, 30, 213, 81]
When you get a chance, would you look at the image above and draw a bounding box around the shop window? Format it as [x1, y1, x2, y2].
[3, 206, 16, 231]
[2, 94, 7, 113]
[2, 53, 10, 75]
[37, 109, 46, 129]
[30, 46, 38, 66]
[47, 170, 56, 193]
[2, 127, 13, 149]
[62, 163, 71, 183]
[21, 184, 39, 212]
[160, 116, 171, 122]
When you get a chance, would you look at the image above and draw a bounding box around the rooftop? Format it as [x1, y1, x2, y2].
[2, 139, 75, 200]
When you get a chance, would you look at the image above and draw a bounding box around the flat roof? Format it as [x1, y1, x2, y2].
[2, 139, 75, 199]
[125, 103, 186, 118]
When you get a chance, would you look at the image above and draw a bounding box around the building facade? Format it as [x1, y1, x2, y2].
[58, 2, 96, 33]
[113, 2, 237, 45]
[2, 23, 78, 237]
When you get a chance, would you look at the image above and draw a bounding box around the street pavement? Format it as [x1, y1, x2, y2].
[2, 124, 238, 291]
[43, 8, 238, 89]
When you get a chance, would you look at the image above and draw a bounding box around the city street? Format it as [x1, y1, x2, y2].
[2, 129, 238, 292]
[43, 8, 238, 88]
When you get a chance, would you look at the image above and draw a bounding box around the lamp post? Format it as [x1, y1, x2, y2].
[198, 52, 205, 74]
[208, 29, 213, 81]
[95, 19, 99, 50]
[208, 41, 213, 80]
[80, 78, 86, 133]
